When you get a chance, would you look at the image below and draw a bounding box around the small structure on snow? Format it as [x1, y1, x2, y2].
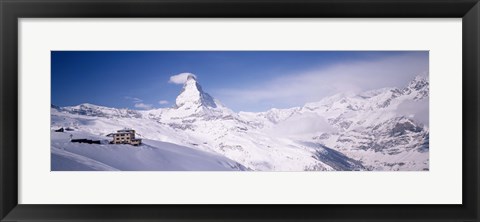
[71, 139, 101, 144]
[54, 127, 73, 132]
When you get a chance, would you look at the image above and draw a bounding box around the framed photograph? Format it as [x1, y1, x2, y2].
[1, 0, 479, 221]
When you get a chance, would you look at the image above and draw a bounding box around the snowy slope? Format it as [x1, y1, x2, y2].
[52, 74, 429, 171]
[51, 131, 246, 171]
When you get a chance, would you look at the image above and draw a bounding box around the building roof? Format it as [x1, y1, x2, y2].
[110, 132, 135, 136]
[117, 129, 135, 133]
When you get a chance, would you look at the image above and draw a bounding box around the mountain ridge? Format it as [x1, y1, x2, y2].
[51, 74, 429, 171]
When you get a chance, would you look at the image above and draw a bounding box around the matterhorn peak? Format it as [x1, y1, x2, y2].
[186, 74, 197, 81]
[175, 74, 218, 109]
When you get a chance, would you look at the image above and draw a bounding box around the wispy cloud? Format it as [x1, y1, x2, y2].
[397, 98, 429, 126]
[169, 72, 196, 84]
[214, 52, 428, 112]
[125, 96, 154, 110]
[158, 100, 169, 105]
[124, 96, 143, 103]
[134, 103, 153, 110]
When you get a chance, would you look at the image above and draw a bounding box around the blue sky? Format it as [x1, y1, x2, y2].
[51, 51, 428, 112]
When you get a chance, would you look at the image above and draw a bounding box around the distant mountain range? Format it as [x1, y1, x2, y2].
[52, 74, 429, 171]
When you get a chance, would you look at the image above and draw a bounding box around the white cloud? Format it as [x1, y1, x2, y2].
[168, 72, 196, 84]
[125, 96, 143, 103]
[214, 52, 428, 112]
[125, 96, 154, 109]
[158, 100, 169, 105]
[397, 98, 429, 127]
[268, 112, 336, 136]
[134, 103, 153, 110]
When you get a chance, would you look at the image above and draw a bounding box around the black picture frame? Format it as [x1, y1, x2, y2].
[1, 0, 479, 221]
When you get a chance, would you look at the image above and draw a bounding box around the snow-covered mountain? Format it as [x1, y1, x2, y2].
[52, 74, 429, 171]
